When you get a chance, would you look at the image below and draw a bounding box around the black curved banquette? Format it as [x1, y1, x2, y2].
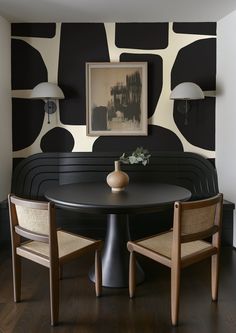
[5, 151, 234, 245]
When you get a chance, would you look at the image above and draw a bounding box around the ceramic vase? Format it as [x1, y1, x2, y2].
[106, 160, 129, 192]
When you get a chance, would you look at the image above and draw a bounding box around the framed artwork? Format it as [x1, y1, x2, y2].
[86, 62, 148, 136]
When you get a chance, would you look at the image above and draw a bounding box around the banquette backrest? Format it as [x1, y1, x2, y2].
[12, 151, 219, 200]
[8, 151, 235, 245]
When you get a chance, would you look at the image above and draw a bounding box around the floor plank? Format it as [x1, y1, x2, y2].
[0, 247, 236, 333]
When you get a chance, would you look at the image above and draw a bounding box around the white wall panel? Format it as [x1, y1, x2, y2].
[217, 10, 236, 246]
[0, 16, 12, 201]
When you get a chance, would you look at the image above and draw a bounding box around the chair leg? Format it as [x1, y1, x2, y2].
[95, 249, 102, 297]
[12, 253, 21, 302]
[211, 253, 219, 301]
[129, 251, 136, 298]
[49, 265, 60, 326]
[171, 265, 180, 326]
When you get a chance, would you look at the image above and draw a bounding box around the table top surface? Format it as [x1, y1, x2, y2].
[44, 182, 192, 214]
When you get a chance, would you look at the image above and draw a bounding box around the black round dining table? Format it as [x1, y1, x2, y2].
[45, 182, 191, 288]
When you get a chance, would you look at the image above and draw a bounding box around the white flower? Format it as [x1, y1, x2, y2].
[119, 147, 151, 166]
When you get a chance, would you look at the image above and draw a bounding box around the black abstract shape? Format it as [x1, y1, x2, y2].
[120, 53, 163, 118]
[93, 125, 183, 152]
[11, 39, 47, 90]
[12, 23, 56, 38]
[40, 127, 74, 152]
[171, 38, 216, 91]
[173, 97, 215, 150]
[12, 98, 45, 151]
[115, 23, 168, 49]
[173, 23, 216, 36]
[58, 23, 110, 125]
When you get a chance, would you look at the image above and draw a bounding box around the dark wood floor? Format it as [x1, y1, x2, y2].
[0, 246, 236, 333]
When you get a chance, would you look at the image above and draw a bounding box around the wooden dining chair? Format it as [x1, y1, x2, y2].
[8, 194, 103, 326]
[127, 193, 223, 326]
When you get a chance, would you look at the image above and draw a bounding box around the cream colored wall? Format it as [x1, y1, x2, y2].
[217, 10, 236, 247]
[0, 16, 12, 201]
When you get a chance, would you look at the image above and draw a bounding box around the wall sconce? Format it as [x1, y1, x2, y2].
[31, 82, 65, 124]
[170, 82, 204, 125]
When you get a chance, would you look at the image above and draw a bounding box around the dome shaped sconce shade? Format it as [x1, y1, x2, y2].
[170, 82, 204, 125]
[31, 82, 65, 124]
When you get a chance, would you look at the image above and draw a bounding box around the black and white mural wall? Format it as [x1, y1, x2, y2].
[11, 22, 216, 159]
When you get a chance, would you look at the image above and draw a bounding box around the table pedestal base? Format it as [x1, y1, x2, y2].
[89, 214, 145, 288]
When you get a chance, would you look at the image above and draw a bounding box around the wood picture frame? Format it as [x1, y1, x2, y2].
[86, 62, 148, 136]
